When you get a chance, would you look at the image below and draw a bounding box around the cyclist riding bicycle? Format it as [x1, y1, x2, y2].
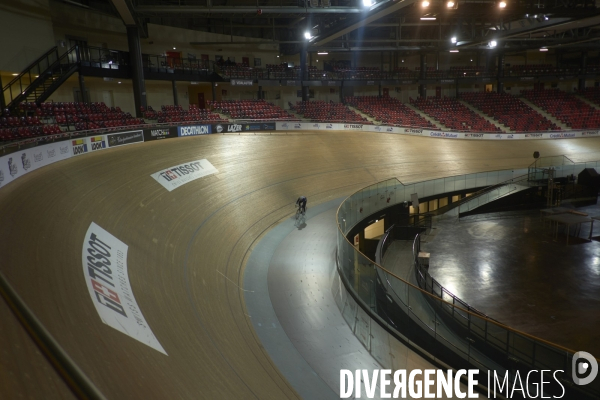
[296, 196, 307, 215]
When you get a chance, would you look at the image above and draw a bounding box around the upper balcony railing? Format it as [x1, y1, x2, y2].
[336, 170, 600, 399]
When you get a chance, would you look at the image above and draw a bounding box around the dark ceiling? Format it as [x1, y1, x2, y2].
[79, 0, 600, 57]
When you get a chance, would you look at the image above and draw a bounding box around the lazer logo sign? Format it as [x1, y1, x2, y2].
[72, 139, 88, 156]
[178, 125, 211, 136]
[89, 136, 106, 152]
[214, 124, 241, 133]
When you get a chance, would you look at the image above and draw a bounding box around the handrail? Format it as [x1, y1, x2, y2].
[335, 174, 600, 359]
[2, 46, 59, 91]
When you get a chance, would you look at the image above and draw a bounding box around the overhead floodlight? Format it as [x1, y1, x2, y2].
[489, 40, 497, 47]
[318, 52, 328, 55]
[499, 1, 506, 7]
[451, 36, 457, 43]
[363, 0, 373, 6]
[420, 17, 436, 20]
[421, 0, 430, 7]
[449, 50, 459, 53]
[447, 0, 455, 7]
[540, 48, 548, 52]
[304, 31, 312, 39]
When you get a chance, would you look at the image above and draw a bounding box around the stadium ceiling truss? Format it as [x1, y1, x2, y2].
[94, 0, 600, 56]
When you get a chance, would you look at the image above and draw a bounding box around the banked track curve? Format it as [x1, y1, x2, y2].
[2, 131, 600, 399]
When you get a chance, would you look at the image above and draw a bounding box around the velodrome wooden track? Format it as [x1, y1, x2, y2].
[2, 130, 600, 399]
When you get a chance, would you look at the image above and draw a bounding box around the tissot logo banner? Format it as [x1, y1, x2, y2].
[144, 127, 177, 141]
[71, 138, 88, 156]
[89, 136, 107, 152]
[107, 130, 144, 147]
[82, 222, 167, 355]
[344, 124, 363, 130]
[177, 125, 212, 137]
[213, 123, 242, 133]
[151, 159, 218, 192]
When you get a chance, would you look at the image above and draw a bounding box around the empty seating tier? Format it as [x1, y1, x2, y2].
[460, 92, 559, 132]
[522, 89, 600, 129]
[142, 104, 227, 124]
[210, 99, 294, 120]
[410, 96, 500, 132]
[345, 96, 435, 129]
[293, 101, 366, 123]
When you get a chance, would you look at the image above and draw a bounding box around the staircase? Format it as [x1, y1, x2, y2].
[458, 99, 511, 132]
[2, 46, 81, 113]
[519, 97, 570, 130]
[347, 105, 380, 124]
[574, 93, 600, 110]
[404, 103, 446, 130]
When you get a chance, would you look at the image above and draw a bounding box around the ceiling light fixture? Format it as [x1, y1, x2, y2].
[539, 48, 548, 52]
[489, 40, 497, 47]
[447, 0, 455, 7]
[420, 17, 436, 20]
[421, 0, 430, 7]
[451, 36, 457, 43]
[304, 31, 312, 39]
[449, 50, 459, 52]
[363, 0, 373, 6]
[318, 52, 328, 55]
[499, 1, 506, 8]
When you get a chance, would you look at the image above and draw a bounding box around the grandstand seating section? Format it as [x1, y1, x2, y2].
[577, 87, 600, 106]
[521, 89, 600, 129]
[410, 96, 501, 132]
[210, 99, 295, 120]
[460, 92, 560, 131]
[345, 96, 435, 128]
[293, 101, 366, 123]
[142, 105, 227, 124]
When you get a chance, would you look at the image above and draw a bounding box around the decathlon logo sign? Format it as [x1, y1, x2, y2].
[82, 222, 167, 354]
[178, 125, 212, 136]
[151, 159, 218, 192]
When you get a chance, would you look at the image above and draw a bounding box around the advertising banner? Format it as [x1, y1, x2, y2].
[241, 122, 276, 131]
[144, 127, 178, 141]
[82, 222, 167, 355]
[71, 138, 89, 156]
[0, 141, 71, 189]
[151, 159, 218, 192]
[89, 135, 108, 151]
[106, 130, 144, 147]
[177, 125, 212, 137]
[212, 123, 243, 133]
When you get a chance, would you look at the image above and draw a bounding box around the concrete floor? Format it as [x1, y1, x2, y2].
[423, 204, 600, 356]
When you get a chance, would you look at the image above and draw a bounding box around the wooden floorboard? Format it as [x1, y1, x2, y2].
[1, 131, 600, 398]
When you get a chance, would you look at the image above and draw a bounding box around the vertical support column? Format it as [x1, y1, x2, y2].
[497, 52, 504, 93]
[579, 51, 587, 91]
[378, 84, 382, 97]
[78, 72, 87, 103]
[301, 41, 309, 102]
[172, 81, 179, 106]
[0, 75, 5, 110]
[127, 26, 147, 117]
[419, 54, 427, 98]
[339, 81, 344, 103]
[212, 82, 217, 101]
[258, 85, 262, 100]
[455, 80, 459, 98]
